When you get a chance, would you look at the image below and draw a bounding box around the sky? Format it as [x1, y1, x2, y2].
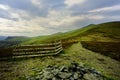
[0, 0, 120, 37]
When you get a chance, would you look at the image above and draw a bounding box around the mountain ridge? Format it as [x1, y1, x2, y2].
[22, 21, 120, 45]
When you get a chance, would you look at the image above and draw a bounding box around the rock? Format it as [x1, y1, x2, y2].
[52, 69, 59, 75]
[43, 67, 52, 72]
[27, 77, 36, 80]
[80, 67, 88, 74]
[83, 73, 98, 80]
[43, 71, 54, 79]
[52, 77, 57, 80]
[74, 72, 80, 79]
[60, 66, 65, 71]
[71, 62, 79, 67]
[58, 72, 72, 79]
[91, 69, 101, 75]
[70, 77, 74, 80]
[60, 66, 68, 72]
[26, 62, 107, 80]
[35, 75, 42, 80]
[38, 72, 43, 75]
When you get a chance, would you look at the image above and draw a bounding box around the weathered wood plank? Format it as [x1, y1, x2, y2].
[13, 44, 62, 51]
[13, 40, 63, 57]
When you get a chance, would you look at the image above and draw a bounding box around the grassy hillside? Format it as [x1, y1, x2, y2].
[0, 36, 30, 48]
[0, 21, 120, 80]
[0, 43, 120, 80]
[22, 21, 120, 45]
[21, 24, 96, 44]
[19, 21, 120, 62]
[81, 21, 120, 41]
[81, 41, 120, 61]
[0, 21, 120, 59]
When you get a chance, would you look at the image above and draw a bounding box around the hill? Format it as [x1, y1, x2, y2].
[0, 36, 7, 40]
[0, 21, 120, 80]
[1, 42, 120, 80]
[22, 21, 120, 45]
[20, 21, 120, 61]
[0, 36, 30, 48]
[5, 36, 30, 41]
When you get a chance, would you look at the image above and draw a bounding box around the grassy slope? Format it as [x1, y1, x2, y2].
[21, 24, 97, 44]
[81, 21, 120, 41]
[22, 21, 120, 45]
[81, 41, 120, 61]
[0, 21, 120, 80]
[0, 42, 120, 80]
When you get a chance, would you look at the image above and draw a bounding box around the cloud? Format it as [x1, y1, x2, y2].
[0, 4, 45, 36]
[64, 0, 85, 7]
[0, 4, 106, 37]
[0, 17, 45, 36]
[89, 4, 120, 12]
[47, 10, 105, 30]
[0, 3, 32, 21]
[109, 15, 120, 20]
[0, 0, 120, 36]
[0, 4, 9, 10]
[88, 15, 105, 20]
[49, 15, 85, 27]
[31, 0, 42, 8]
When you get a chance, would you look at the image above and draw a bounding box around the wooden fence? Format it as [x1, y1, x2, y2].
[12, 40, 63, 57]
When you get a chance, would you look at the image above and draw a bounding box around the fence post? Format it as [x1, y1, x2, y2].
[55, 40, 63, 54]
[54, 41, 57, 54]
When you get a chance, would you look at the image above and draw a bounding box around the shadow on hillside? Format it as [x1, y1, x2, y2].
[81, 41, 120, 61]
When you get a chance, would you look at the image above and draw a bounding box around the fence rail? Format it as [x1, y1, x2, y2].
[13, 40, 63, 57]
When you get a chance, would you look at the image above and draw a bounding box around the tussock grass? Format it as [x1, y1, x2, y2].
[0, 42, 120, 80]
[81, 41, 120, 61]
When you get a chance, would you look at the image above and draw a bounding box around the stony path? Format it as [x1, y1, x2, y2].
[64, 42, 120, 79]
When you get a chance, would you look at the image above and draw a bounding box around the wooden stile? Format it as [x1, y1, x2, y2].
[12, 40, 63, 57]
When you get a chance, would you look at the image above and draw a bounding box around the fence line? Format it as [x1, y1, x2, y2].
[13, 44, 62, 51]
[19, 40, 62, 47]
[13, 40, 63, 57]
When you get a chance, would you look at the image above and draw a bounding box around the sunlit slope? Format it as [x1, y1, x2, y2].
[22, 21, 120, 45]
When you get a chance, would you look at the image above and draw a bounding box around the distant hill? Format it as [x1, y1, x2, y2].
[0, 21, 120, 61]
[20, 21, 120, 61]
[0, 36, 7, 40]
[22, 21, 120, 45]
[1, 21, 120, 47]
[5, 36, 30, 41]
[0, 36, 30, 48]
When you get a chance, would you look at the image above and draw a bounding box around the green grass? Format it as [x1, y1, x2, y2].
[21, 24, 96, 44]
[21, 21, 120, 45]
[0, 42, 120, 80]
[0, 21, 120, 80]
